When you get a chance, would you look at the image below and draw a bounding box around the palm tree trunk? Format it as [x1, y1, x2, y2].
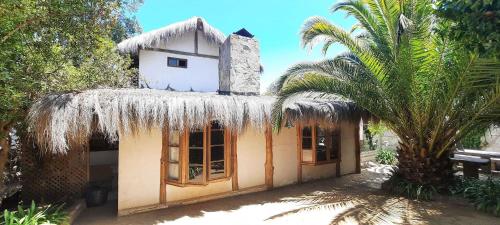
[396, 142, 454, 186]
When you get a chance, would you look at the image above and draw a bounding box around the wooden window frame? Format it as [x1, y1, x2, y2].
[164, 124, 231, 187]
[299, 124, 341, 166]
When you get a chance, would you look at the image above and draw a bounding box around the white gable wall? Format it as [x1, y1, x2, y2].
[197, 32, 220, 56]
[138, 31, 220, 91]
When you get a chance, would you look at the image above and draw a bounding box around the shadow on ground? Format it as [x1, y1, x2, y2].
[74, 165, 498, 225]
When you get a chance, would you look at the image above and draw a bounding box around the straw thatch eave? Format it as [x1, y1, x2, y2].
[117, 17, 226, 54]
[28, 89, 368, 154]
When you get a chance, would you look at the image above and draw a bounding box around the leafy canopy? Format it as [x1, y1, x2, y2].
[435, 0, 500, 58]
[0, 0, 140, 129]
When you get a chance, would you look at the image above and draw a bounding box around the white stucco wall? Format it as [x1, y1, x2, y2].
[138, 31, 220, 91]
[273, 127, 298, 187]
[118, 128, 162, 211]
[340, 122, 357, 175]
[166, 180, 232, 202]
[139, 50, 219, 91]
[302, 163, 337, 181]
[197, 31, 220, 56]
[237, 127, 266, 189]
[116, 122, 359, 212]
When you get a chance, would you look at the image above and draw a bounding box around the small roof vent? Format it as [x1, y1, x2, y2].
[233, 28, 254, 38]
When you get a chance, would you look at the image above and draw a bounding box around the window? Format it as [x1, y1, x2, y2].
[209, 122, 226, 180]
[165, 122, 230, 186]
[167, 57, 188, 68]
[168, 131, 180, 181]
[188, 129, 205, 183]
[300, 125, 340, 165]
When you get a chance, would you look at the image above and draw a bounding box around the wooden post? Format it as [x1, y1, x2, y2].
[312, 125, 317, 163]
[160, 126, 168, 204]
[296, 125, 302, 184]
[181, 130, 188, 184]
[354, 123, 361, 174]
[231, 132, 239, 191]
[265, 125, 274, 189]
[336, 128, 342, 177]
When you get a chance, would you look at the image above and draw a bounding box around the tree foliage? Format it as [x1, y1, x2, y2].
[0, 0, 141, 188]
[435, 0, 500, 58]
[272, 0, 500, 186]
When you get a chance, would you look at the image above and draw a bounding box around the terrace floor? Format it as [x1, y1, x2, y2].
[74, 165, 499, 225]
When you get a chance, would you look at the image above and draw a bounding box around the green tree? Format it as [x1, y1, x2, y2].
[272, 0, 500, 187]
[435, 0, 500, 58]
[0, 0, 140, 187]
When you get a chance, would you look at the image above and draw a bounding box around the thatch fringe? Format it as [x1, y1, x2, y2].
[117, 17, 226, 54]
[280, 92, 369, 127]
[28, 89, 366, 154]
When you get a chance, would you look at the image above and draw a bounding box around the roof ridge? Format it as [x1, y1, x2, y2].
[117, 16, 226, 54]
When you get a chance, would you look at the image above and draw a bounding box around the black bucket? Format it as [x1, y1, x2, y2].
[85, 186, 108, 207]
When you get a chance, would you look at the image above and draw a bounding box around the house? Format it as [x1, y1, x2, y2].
[25, 17, 367, 215]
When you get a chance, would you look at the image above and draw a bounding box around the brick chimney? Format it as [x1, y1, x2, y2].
[218, 30, 260, 95]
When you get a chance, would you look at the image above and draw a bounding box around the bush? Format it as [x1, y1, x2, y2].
[382, 175, 438, 201]
[461, 127, 488, 149]
[384, 175, 437, 201]
[375, 148, 396, 165]
[450, 177, 500, 216]
[1, 201, 68, 225]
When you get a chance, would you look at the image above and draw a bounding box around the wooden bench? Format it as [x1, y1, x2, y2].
[455, 149, 500, 175]
[491, 158, 500, 174]
[450, 154, 489, 178]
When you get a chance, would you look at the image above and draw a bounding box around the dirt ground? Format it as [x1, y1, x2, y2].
[74, 165, 499, 225]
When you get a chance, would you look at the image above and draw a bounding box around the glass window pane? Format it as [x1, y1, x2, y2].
[188, 129, 205, 183]
[302, 137, 312, 149]
[168, 163, 179, 180]
[210, 146, 225, 179]
[169, 147, 179, 162]
[302, 127, 312, 137]
[189, 148, 204, 182]
[189, 131, 203, 147]
[316, 147, 327, 161]
[168, 58, 178, 67]
[211, 131, 224, 145]
[211, 146, 224, 161]
[211, 121, 223, 130]
[169, 131, 180, 146]
[178, 59, 187, 67]
[316, 127, 328, 162]
[302, 149, 313, 161]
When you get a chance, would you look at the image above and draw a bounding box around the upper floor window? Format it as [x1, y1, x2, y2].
[166, 121, 230, 186]
[300, 125, 340, 165]
[167, 57, 188, 68]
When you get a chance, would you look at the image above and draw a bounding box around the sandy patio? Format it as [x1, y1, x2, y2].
[74, 165, 498, 225]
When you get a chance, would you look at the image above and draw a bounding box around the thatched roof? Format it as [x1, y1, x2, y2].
[28, 89, 366, 154]
[117, 17, 226, 54]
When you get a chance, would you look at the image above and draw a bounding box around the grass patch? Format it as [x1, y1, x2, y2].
[1, 201, 68, 225]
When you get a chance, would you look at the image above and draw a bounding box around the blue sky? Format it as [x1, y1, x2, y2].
[136, 0, 356, 92]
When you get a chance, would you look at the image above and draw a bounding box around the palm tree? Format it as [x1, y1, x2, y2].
[272, 0, 500, 186]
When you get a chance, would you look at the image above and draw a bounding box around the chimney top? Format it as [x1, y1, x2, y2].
[233, 28, 254, 38]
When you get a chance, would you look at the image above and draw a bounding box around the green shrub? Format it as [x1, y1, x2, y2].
[450, 177, 500, 216]
[1, 201, 68, 225]
[392, 175, 437, 201]
[375, 148, 396, 165]
[461, 127, 488, 149]
[384, 175, 437, 201]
